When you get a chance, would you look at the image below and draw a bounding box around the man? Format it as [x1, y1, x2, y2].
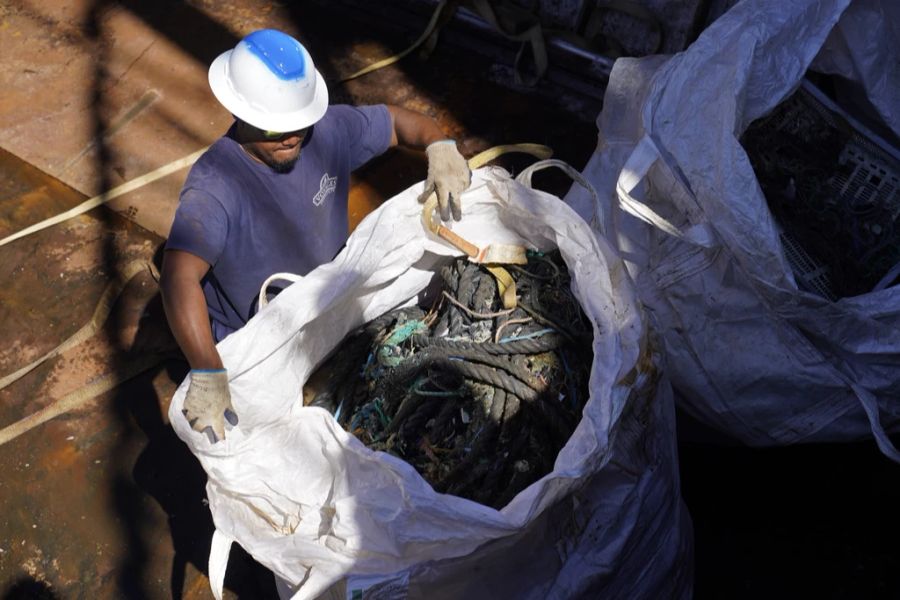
[160, 29, 471, 442]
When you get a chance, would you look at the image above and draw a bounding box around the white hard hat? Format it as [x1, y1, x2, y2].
[208, 29, 328, 133]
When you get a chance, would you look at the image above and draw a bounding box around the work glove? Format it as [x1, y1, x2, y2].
[183, 369, 238, 443]
[418, 140, 471, 222]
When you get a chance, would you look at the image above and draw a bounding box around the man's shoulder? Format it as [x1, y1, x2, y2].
[320, 103, 386, 125]
[195, 135, 242, 171]
[324, 103, 382, 114]
[317, 104, 390, 147]
[179, 138, 246, 209]
[185, 138, 243, 187]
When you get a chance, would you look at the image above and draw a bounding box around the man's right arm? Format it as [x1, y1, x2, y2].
[159, 249, 223, 370]
[160, 249, 237, 443]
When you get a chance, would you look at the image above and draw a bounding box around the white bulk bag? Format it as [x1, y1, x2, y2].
[169, 166, 692, 599]
[564, 0, 900, 459]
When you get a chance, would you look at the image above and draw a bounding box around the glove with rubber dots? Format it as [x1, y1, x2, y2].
[417, 140, 471, 222]
[183, 369, 238, 443]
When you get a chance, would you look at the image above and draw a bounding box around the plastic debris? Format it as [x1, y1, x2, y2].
[742, 82, 900, 299]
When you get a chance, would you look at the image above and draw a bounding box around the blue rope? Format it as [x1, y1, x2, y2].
[499, 327, 556, 344]
[377, 320, 429, 367]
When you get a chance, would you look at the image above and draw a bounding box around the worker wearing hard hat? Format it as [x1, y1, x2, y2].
[159, 29, 470, 443]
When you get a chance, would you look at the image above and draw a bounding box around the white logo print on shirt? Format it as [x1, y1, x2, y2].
[313, 173, 337, 206]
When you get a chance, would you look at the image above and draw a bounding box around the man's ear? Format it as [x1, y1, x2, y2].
[233, 118, 251, 143]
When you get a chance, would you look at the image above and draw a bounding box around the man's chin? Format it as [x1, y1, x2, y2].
[269, 155, 299, 174]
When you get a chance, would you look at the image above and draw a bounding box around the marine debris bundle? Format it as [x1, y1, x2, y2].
[742, 85, 900, 299]
[308, 250, 594, 509]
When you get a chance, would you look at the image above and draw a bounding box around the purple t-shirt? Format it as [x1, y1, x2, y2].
[166, 104, 392, 341]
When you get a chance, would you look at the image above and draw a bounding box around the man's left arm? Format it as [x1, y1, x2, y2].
[386, 105, 471, 221]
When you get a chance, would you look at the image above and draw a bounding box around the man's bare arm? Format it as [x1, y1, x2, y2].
[386, 104, 448, 149]
[159, 249, 223, 370]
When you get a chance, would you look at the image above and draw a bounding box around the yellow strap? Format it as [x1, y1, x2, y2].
[468, 143, 553, 169]
[0, 260, 166, 447]
[0, 352, 162, 447]
[60, 90, 161, 176]
[0, 148, 207, 248]
[421, 143, 553, 309]
[470, 0, 548, 86]
[486, 265, 518, 308]
[339, 0, 453, 82]
[0, 260, 149, 391]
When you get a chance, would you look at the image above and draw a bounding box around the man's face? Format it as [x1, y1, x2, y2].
[237, 121, 309, 173]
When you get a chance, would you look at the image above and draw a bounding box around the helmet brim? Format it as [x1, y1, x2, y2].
[208, 49, 329, 133]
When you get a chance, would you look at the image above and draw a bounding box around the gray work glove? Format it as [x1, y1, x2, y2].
[183, 369, 238, 443]
[418, 140, 471, 222]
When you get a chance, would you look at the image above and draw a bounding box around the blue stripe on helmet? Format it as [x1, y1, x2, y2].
[243, 29, 307, 80]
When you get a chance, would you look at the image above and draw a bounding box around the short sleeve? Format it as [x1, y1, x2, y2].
[333, 104, 392, 170]
[165, 188, 229, 266]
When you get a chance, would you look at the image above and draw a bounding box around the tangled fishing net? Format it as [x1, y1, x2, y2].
[307, 250, 593, 509]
